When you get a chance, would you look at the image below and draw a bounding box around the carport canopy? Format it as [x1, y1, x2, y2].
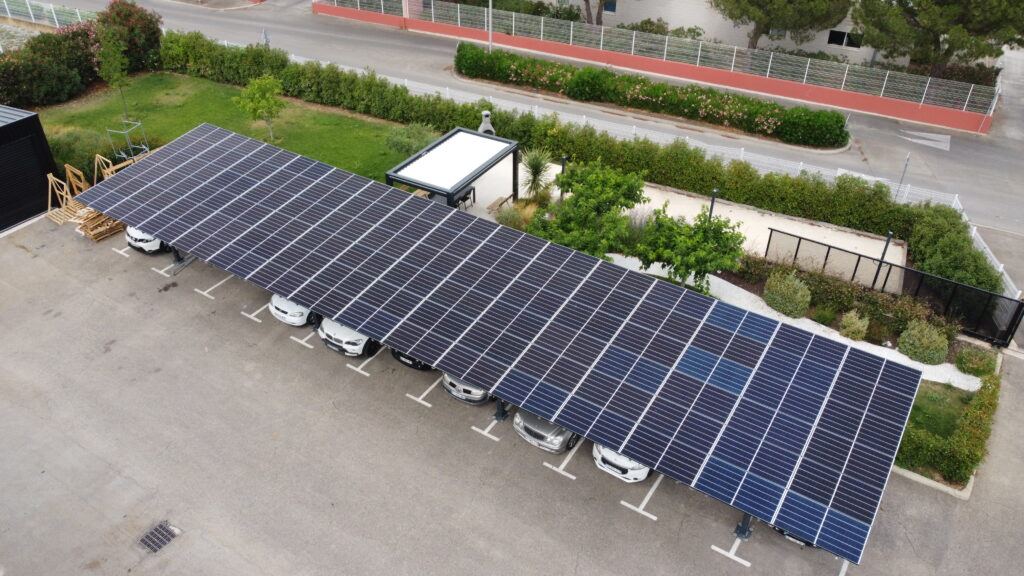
[386, 128, 519, 208]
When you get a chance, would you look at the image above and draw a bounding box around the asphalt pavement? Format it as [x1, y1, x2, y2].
[43, 0, 1024, 293]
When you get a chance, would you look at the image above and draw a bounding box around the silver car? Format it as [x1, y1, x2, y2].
[513, 410, 580, 454]
[441, 372, 491, 405]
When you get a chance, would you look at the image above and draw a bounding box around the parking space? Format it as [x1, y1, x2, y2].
[0, 219, 979, 575]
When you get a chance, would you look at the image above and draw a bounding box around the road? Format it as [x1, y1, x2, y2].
[56, 0, 1024, 292]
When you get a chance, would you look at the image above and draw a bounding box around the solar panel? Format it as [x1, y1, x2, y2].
[78, 124, 921, 564]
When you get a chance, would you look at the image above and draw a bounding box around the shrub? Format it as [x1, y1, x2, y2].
[839, 310, 869, 340]
[763, 271, 811, 318]
[0, 50, 82, 107]
[955, 345, 997, 376]
[899, 320, 949, 364]
[385, 123, 437, 156]
[454, 43, 849, 148]
[96, 0, 163, 72]
[617, 18, 670, 35]
[495, 206, 526, 230]
[565, 66, 616, 101]
[908, 205, 1002, 293]
[47, 126, 109, 183]
[896, 374, 1000, 484]
[812, 306, 837, 326]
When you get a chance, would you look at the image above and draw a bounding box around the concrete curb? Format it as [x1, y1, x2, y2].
[893, 467, 975, 500]
[449, 70, 854, 155]
[160, 0, 260, 12]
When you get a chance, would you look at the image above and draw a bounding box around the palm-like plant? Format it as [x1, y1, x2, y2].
[520, 148, 554, 205]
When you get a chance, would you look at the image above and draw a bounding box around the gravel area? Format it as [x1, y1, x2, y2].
[0, 23, 38, 53]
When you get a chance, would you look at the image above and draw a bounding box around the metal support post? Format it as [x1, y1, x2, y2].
[494, 399, 509, 422]
[599, 26, 604, 51]
[962, 84, 975, 111]
[920, 77, 931, 106]
[880, 70, 889, 97]
[456, 3, 460, 27]
[696, 41, 702, 66]
[511, 11, 515, 36]
[840, 64, 849, 91]
[731, 46, 737, 72]
[26, 0, 35, 23]
[511, 148, 519, 202]
[735, 514, 754, 540]
[709, 188, 718, 219]
[76, 7, 81, 21]
[356, 0, 360, 10]
[380, 0, 384, 13]
[487, 1, 492, 52]
[802, 58, 810, 83]
[4, 0, 11, 19]
[539, 16, 543, 40]
[871, 231, 894, 290]
[630, 30, 636, 55]
[662, 35, 668, 60]
[766, 51, 773, 77]
[896, 152, 911, 200]
[50, 3, 58, 27]
[569, 21, 573, 45]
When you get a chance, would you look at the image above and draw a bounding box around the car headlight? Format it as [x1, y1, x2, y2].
[288, 310, 304, 317]
[513, 412, 523, 426]
[343, 339, 366, 347]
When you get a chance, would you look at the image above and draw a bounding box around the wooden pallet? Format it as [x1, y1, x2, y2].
[46, 174, 87, 225]
[78, 209, 124, 241]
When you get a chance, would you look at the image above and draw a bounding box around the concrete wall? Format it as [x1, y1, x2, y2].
[569, 1, 882, 64]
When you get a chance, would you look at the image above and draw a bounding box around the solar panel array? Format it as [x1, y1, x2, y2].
[78, 124, 921, 564]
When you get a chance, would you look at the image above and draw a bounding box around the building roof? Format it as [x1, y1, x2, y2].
[387, 128, 517, 197]
[0, 105, 36, 128]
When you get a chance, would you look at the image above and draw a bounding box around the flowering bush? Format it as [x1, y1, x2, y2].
[454, 42, 849, 148]
[0, 22, 99, 107]
[96, 0, 163, 72]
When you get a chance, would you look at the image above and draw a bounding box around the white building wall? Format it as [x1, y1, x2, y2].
[567, 1, 880, 64]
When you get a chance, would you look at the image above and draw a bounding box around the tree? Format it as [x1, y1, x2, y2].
[234, 75, 286, 141]
[629, 206, 745, 293]
[580, 0, 606, 26]
[708, 0, 851, 49]
[854, 0, 1024, 74]
[98, 26, 130, 120]
[96, 0, 162, 72]
[527, 161, 646, 259]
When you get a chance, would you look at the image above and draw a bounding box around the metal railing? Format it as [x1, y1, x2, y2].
[318, 0, 999, 115]
[1, 0, 93, 27]
[765, 228, 1024, 346]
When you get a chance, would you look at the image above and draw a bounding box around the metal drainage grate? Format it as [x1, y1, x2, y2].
[138, 521, 180, 553]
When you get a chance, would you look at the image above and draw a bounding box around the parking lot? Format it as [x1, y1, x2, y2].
[1, 218, 1019, 576]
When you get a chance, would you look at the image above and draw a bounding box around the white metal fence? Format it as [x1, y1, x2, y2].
[2, 0, 92, 28]
[318, 0, 1000, 115]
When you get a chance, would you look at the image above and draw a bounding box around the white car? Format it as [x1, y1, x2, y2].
[317, 317, 380, 357]
[269, 294, 320, 327]
[124, 225, 167, 254]
[592, 443, 651, 483]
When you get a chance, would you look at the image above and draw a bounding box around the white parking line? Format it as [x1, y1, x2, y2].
[620, 473, 664, 521]
[152, 262, 176, 277]
[406, 376, 443, 408]
[837, 560, 849, 576]
[471, 419, 501, 442]
[194, 274, 232, 300]
[347, 347, 383, 377]
[112, 245, 132, 258]
[711, 538, 751, 568]
[241, 302, 269, 323]
[542, 440, 582, 480]
[290, 330, 317, 349]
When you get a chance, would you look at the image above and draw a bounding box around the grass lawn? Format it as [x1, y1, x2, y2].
[909, 380, 974, 439]
[39, 73, 408, 181]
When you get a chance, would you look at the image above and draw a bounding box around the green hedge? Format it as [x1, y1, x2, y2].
[896, 374, 1000, 484]
[0, 23, 99, 108]
[158, 31, 1000, 294]
[454, 42, 849, 148]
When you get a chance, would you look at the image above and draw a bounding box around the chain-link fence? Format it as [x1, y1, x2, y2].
[316, 0, 1000, 115]
[2, 0, 92, 27]
[765, 228, 1024, 346]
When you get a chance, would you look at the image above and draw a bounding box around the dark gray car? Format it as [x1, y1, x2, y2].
[513, 410, 580, 454]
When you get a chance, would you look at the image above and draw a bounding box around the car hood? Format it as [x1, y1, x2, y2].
[518, 410, 564, 436]
[126, 225, 156, 241]
[596, 444, 645, 469]
[271, 294, 309, 315]
[320, 317, 366, 341]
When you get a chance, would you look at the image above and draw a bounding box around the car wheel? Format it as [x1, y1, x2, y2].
[567, 435, 579, 450]
[365, 340, 381, 357]
[307, 312, 322, 327]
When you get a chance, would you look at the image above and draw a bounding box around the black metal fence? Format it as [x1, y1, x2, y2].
[765, 228, 1024, 347]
